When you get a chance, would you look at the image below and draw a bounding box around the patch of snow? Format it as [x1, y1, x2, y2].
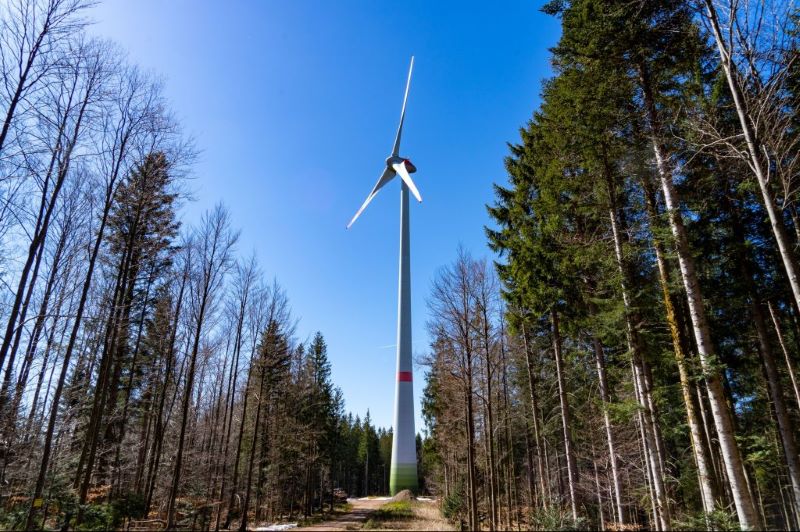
[252, 523, 298, 531]
[417, 497, 435, 502]
[358, 496, 391, 501]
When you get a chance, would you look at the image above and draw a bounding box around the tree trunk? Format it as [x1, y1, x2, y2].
[640, 174, 719, 514]
[465, 357, 479, 531]
[604, 165, 669, 528]
[0, 221, 46, 419]
[703, 0, 800, 319]
[112, 269, 154, 494]
[74, 238, 138, 503]
[10, 209, 71, 433]
[0, 0, 63, 157]
[239, 355, 268, 532]
[167, 291, 210, 528]
[480, 309, 498, 529]
[637, 61, 759, 529]
[26, 165, 116, 531]
[592, 443, 605, 531]
[22, 267, 69, 444]
[551, 310, 578, 521]
[499, 317, 517, 528]
[750, 296, 800, 525]
[0, 66, 83, 379]
[522, 325, 548, 510]
[767, 302, 800, 409]
[636, 403, 659, 527]
[224, 345, 258, 529]
[145, 268, 187, 513]
[727, 194, 800, 523]
[590, 335, 624, 524]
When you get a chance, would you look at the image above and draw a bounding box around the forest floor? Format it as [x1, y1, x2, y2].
[294, 498, 452, 531]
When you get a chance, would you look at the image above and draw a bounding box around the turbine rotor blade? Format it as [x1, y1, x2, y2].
[393, 162, 422, 203]
[346, 167, 396, 229]
[391, 56, 414, 157]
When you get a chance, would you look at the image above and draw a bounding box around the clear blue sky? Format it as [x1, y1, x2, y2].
[88, 0, 560, 431]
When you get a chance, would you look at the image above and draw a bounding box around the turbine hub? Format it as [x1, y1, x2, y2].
[386, 156, 417, 174]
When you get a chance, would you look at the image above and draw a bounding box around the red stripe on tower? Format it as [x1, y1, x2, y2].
[398, 371, 413, 382]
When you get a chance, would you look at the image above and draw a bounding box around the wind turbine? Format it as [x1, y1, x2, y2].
[347, 56, 420, 495]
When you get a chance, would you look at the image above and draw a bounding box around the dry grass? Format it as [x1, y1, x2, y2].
[363, 500, 453, 531]
[402, 502, 453, 531]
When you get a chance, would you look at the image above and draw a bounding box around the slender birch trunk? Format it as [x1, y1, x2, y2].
[590, 335, 624, 524]
[635, 403, 658, 527]
[551, 310, 578, 521]
[591, 442, 605, 531]
[604, 164, 669, 528]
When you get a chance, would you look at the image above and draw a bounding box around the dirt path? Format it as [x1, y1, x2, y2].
[294, 498, 386, 531]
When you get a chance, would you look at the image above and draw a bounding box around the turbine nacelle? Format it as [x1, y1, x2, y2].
[347, 56, 421, 230]
[386, 156, 417, 174]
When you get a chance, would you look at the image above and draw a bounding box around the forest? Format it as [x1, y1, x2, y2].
[0, 1, 399, 530]
[420, 0, 800, 530]
[1, 0, 799, 531]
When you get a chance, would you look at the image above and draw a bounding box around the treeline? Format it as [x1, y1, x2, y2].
[421, 0, 800, 530]
[0, 1, 393, 530]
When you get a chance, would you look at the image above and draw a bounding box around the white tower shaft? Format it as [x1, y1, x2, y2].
[390, 181, 418, 494]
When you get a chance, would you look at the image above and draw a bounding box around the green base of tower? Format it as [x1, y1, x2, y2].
[389, 463, 418, 495]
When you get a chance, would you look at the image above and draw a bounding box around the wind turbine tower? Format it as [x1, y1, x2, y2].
[347, 56, 420, 495]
